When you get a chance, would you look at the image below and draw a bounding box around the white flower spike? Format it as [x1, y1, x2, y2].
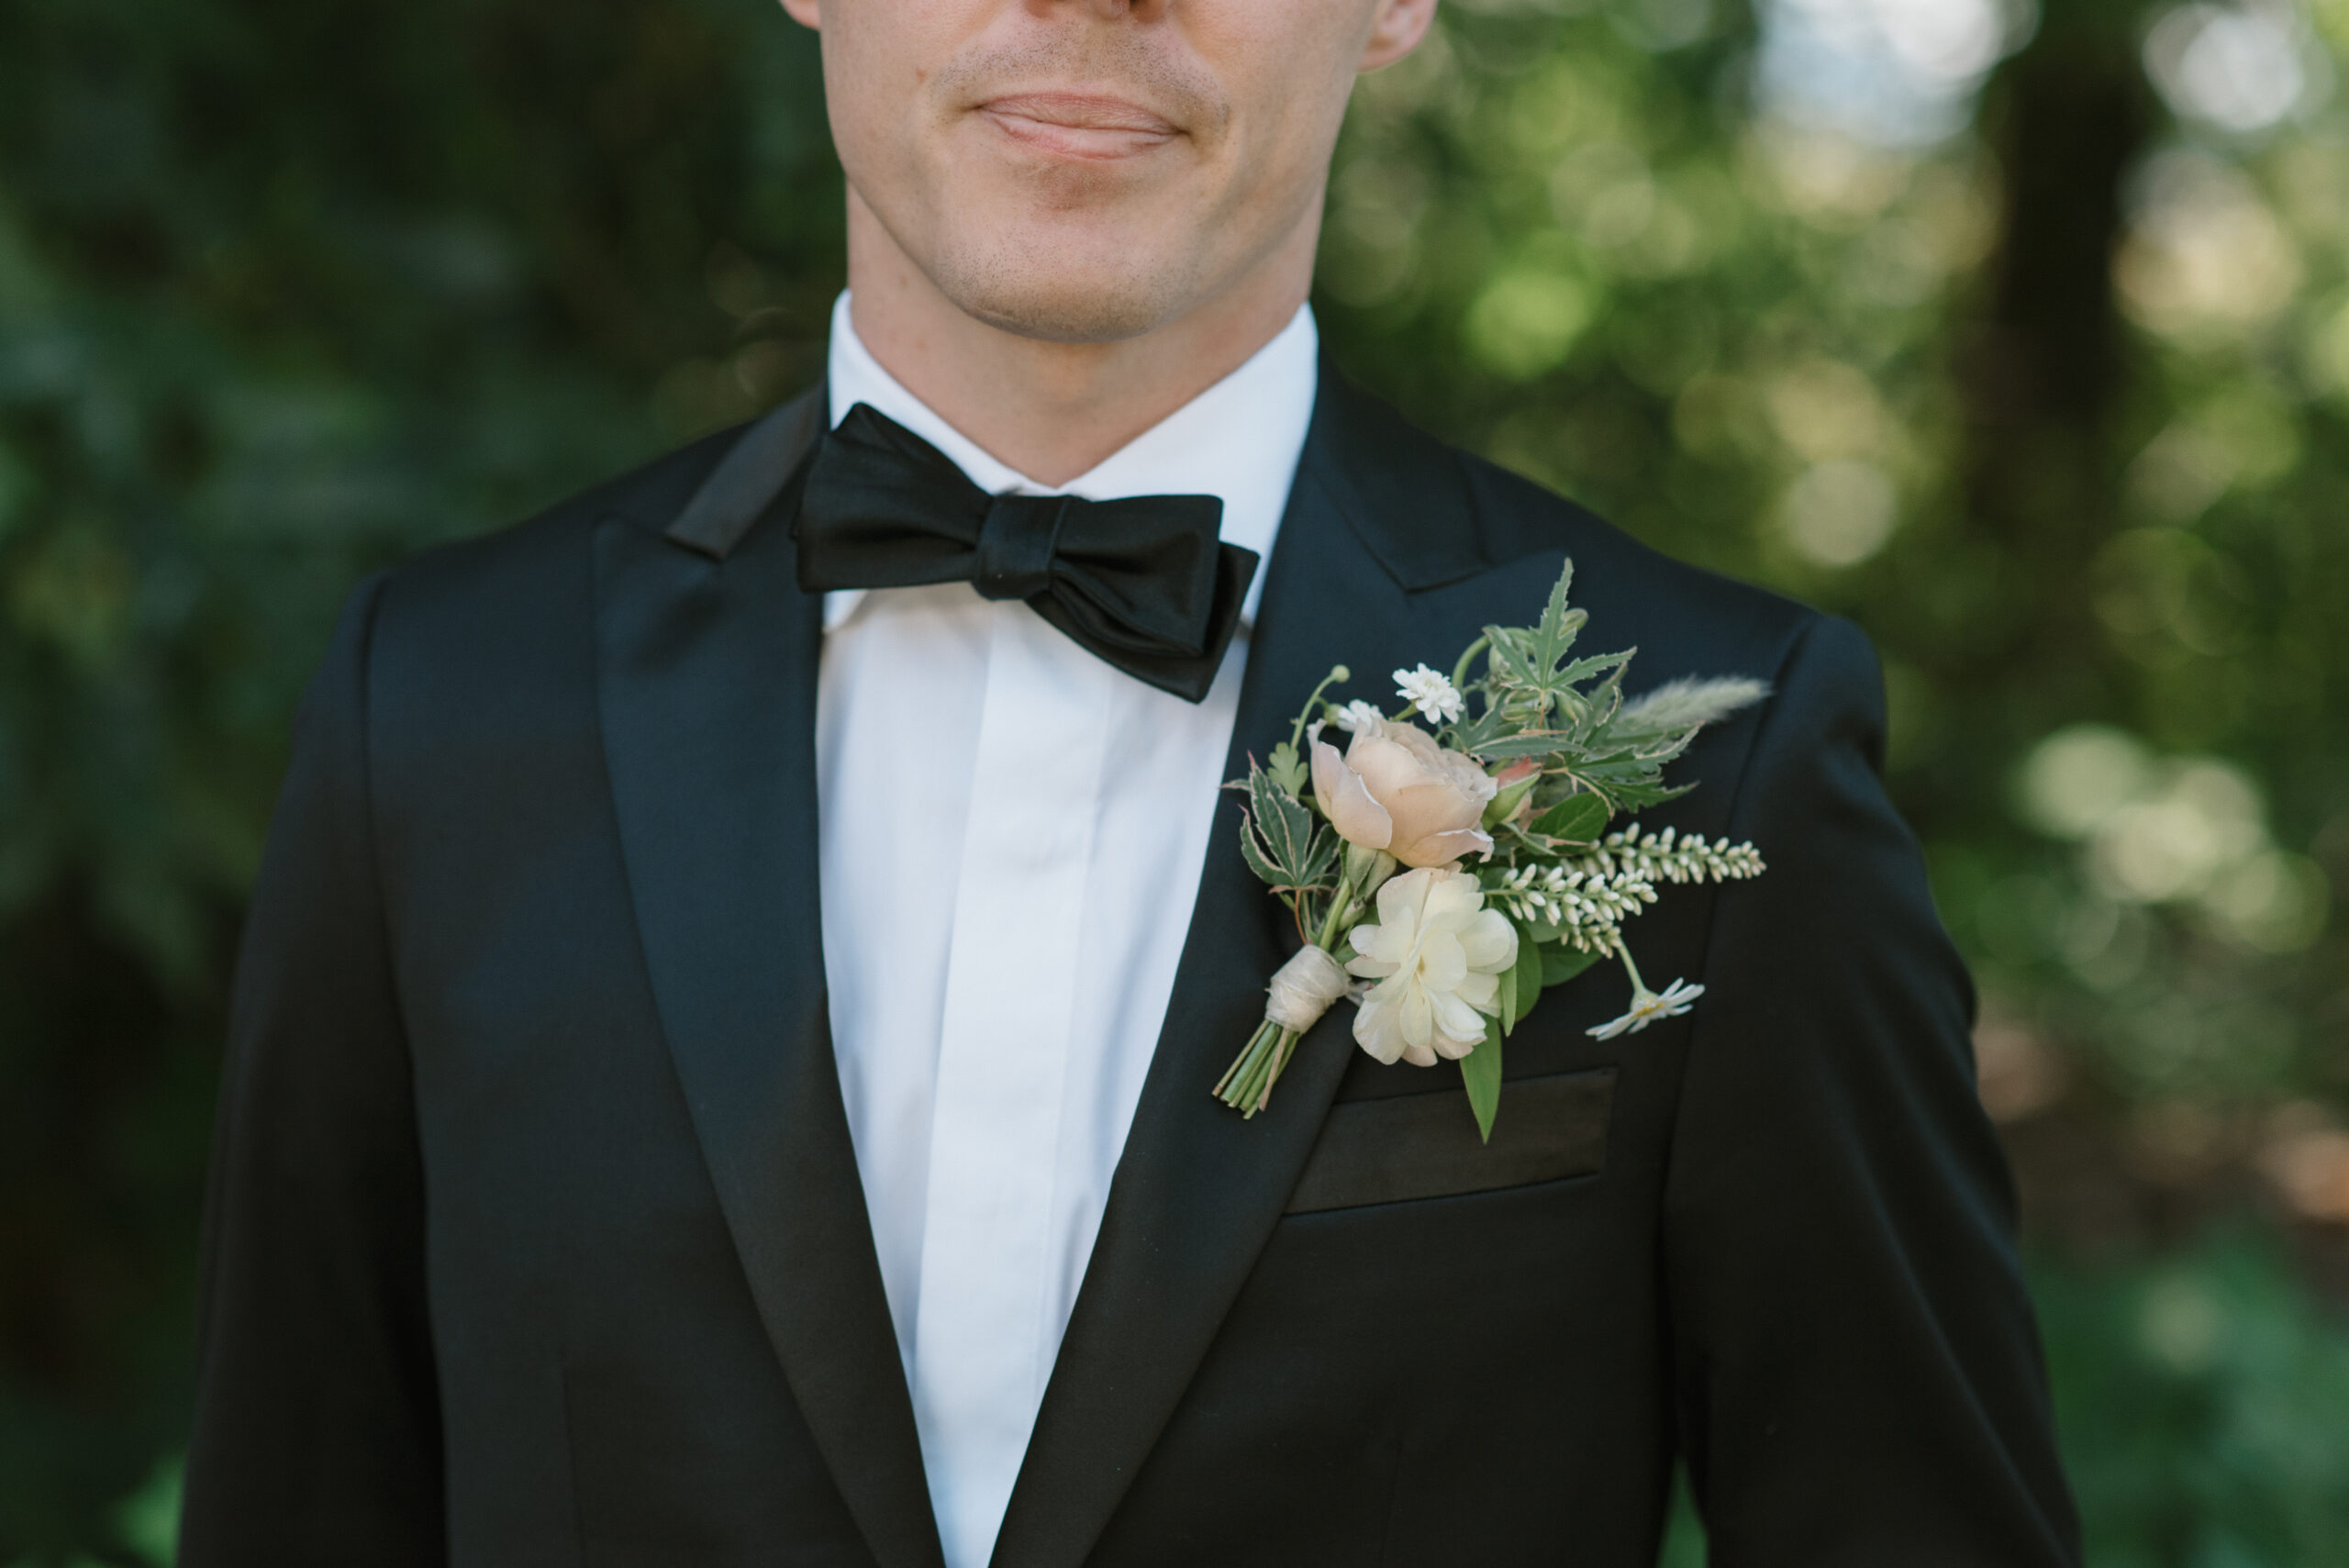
[1586, 978, 1705, 1041]
[1393, 663, 1464, 724]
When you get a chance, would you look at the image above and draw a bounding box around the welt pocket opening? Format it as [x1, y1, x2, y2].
[1283, 1066, 1619, 1216]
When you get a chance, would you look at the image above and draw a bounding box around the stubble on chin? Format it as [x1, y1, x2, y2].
[925, 233, 1201, 345]
[905, 31, 1229, 345]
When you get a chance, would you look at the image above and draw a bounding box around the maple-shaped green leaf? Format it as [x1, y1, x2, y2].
[1522, 569, 1589, 673]
[1265, 739, 1308, 801]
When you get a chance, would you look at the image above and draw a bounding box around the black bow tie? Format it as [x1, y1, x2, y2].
[792, 403, 1258, 703]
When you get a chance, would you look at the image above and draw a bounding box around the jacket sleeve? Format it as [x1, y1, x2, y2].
[1664, 614, 2080, 1566]
[180, 573, 447, 1564]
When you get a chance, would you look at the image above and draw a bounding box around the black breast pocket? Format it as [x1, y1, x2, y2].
[1284, 1066, 1618, 1214]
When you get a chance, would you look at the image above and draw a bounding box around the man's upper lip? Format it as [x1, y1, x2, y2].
[976, 92, 1180, 138]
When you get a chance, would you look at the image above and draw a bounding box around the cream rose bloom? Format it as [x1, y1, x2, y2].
[1309, 716, 1497, 869]
[1346, 867, 1520, 1067]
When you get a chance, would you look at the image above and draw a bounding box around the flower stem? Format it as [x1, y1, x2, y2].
[1449, 633, 1491, 696]
[1215, 862, 1372, 1117]
[1314, 882, 1356, 952]
[1288, 664, 1353, 752]
[1616, 942, 1651, 997]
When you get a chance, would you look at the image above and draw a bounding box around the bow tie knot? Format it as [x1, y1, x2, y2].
[793, 403, 1258, 702]
[974, 494, 1073, 605]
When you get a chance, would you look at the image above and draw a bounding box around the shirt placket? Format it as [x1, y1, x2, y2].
[910, 603, 1115, 1568]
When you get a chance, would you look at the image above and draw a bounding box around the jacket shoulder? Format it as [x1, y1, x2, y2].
[372, 420, 742, 635]
[1315, 367, 1824, 678]
[1461, 450, 1819, 669]
[335, 420, 753, 783]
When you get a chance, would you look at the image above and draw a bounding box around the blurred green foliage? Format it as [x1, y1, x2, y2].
[2, 0, 2345, 1561]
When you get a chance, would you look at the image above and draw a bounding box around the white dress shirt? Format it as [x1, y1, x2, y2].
[813, 292, 1319, 1568]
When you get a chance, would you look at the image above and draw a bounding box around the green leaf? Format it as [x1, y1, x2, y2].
[1467, 729, 1578, 761]
[1542, 945, 1603, 986]
[1497, 944, 1518, 1030]
[1587, 777, 1695, 812]
[1530, 792, 1609, 843]
[1304, 828, 1340, 887]
[1481, 625, 1542, 692]
[1509, 917, 1545, 1027]
[1450, 700, 1517, 755]
[1552, 649, 1633, 690]
[1249, 763, 1334, 888]
[1239, 758, 1341, 897]
[1237, 813, 1287, 889]
[1266, 739, 1308, 800]
[1463, 1014, 1504, 1143]
[1520, 562, 1582, 672]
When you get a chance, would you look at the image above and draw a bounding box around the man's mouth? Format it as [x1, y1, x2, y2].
[975, 93, 1182, 161]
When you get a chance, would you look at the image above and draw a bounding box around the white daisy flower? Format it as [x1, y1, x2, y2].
[1586, 978, 1705, 1040]
[1393, 663, 1464, 724]
[1332, 699, 1387, 734]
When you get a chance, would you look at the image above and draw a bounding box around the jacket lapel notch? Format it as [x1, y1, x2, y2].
[1302, 360, 1495, 595]
[594, 406, 944, 1568]
[665, 384, 829, 559]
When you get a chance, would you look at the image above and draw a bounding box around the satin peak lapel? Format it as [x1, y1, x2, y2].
[593, 389, 944, 1568]
[989, 368, 1493, 1568]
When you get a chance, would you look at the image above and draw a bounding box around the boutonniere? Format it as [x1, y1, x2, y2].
[1215, 562, 1769, 1140]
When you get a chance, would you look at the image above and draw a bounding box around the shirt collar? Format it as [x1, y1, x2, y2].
[820, 290, 1318, 634]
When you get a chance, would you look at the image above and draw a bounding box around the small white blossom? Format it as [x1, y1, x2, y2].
[1393, 663, 1464, 724]
[1332, 699, 1387, 735]
[1586, 978, 1705, 1040]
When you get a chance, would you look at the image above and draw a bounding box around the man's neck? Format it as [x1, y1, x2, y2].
[841, 192, 1319, 487]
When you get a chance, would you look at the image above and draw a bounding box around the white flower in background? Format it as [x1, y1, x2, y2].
[1347, 868, 1521, 1067]
[1586, 978, 1706, 1040]
[1393, 663, 1465, 724]
[1332, 699, 1387, 734]
[1311, 719, 1497, 868]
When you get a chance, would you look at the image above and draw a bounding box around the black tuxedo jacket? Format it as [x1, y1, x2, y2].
[182, 366, 2079, 1567]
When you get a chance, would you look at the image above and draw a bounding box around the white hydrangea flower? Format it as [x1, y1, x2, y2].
[1586, 978, 1705, 1040]
[1345, 866, 1520, 1067]
[1392, 663, 1464, 724]
[1332, 699, 1387, 734]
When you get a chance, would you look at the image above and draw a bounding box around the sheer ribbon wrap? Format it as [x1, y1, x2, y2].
[1263, 945, 1351, 1035]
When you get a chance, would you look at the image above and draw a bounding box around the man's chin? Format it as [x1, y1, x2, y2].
[930, 250, 1197, 346]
